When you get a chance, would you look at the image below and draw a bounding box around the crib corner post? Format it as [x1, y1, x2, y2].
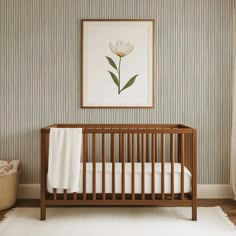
[40, 202, 46, 221]
[192, 129, 197, 221]
[192, 204, 197, 221]
[40, 129, 47, 221]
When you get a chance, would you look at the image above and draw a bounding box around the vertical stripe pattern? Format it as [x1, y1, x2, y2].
[0, 0, 234, 184]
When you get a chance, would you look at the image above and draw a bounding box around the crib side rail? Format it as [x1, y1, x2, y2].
[41, 126, 196, 204]
[84, 127, 196, 202]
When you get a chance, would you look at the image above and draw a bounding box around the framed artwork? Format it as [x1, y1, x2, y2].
[81, 19, 155, 108]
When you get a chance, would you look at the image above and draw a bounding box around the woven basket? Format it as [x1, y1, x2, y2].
[0, 172, 19, 210]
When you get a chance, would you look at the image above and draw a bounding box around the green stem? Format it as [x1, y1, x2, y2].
[118, 56, 122, 94]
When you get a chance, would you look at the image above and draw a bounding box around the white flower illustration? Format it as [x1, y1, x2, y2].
[106, 40, 138, 94]
[109, 41, 134, 57]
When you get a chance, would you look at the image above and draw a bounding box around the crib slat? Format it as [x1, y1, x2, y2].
[102, 133, 106, 200]
[181, 134, 185, 200]
[93, 133, 96, 200]
[170, 133, 174, 200]
[83, 133, 87, 200]
[155, 133, 158, 162]
[142, 134, 145, 200]
[127, 133, 131, 162]
[121, 133, 125, 200]
[63, 189, 67, 200]
[119, 134, 122, 162]
[132, 133, 135, 200]
[146, 134, 149, 162]
[73, 192, 77, 200]
[53, 188, 57, 200]
[111, 133, 115, 200]
[137, 133, 140, 162]
[151, 133, 155, 200]
[161, 133, 165, 200]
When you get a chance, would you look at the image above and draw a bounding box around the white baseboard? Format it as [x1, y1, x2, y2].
[17, 184, 40, 199]
[17, 184, 234, 199]
[197, 184, 233, 199]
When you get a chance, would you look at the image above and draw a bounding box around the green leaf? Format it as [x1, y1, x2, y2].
[108, 71, 119, 87]
[106, 56, 117, 70]
[121, 74, 138, 92]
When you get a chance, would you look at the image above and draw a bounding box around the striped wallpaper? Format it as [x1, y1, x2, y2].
[0, 0, 234, 184]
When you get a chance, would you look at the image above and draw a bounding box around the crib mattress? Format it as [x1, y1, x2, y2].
[47, 163, 192, 194]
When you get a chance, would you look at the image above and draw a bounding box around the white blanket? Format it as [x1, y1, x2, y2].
[48, 128, 82, 193]
[0, 160, 20, 176]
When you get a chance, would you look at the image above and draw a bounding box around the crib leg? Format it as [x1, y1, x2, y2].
[192, 204, 197, 221]
[40, 202, 46, 220]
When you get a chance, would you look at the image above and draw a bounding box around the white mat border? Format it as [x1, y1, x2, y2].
[1, 207, 235, 235]
[214, 206, 236, 231]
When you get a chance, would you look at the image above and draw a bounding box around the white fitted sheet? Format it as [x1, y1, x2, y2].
[47, 163, 192, 194]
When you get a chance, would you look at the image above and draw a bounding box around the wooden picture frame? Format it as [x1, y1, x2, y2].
[81, 19, 155, 108]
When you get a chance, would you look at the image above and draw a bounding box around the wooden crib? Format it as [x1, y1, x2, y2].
[40, 124, 197, 220]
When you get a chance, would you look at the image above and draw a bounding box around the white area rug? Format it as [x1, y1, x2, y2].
[0, 207, 235, 236]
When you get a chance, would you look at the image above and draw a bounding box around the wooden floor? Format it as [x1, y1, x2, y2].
[0, 199, 236, 224]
